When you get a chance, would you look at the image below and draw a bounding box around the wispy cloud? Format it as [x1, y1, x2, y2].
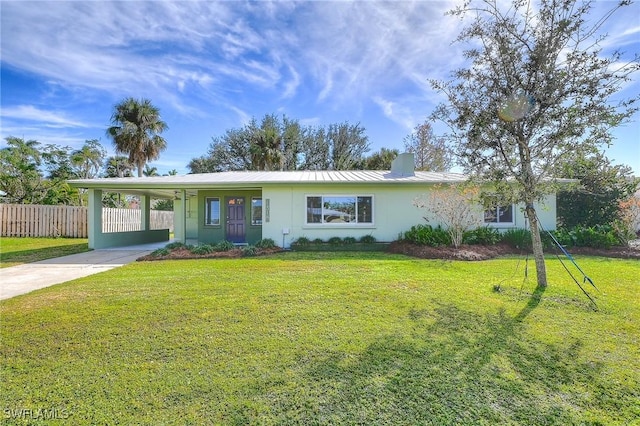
[0, 1, 465, 110]
[373, 96, 417, 131]
[1, 105, 91, 128]
[2, 0, 638, 174]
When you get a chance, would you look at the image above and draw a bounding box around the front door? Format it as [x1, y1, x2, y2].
[226, 197, 246, 243]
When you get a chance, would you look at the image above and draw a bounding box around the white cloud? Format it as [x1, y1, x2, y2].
[1, 105, 90, 129]
[0, 1, 464, 111]
[2, 0, 636, 175]
[282, 64, 301, 99]
[373, 96, 416, 131]
[229, 106, 251, 126]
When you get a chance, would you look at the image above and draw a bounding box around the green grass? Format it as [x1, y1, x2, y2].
[0, 237, 89, 267]
[1, 252, 638, 424]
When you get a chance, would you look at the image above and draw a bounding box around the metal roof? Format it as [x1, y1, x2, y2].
[68, 170, 572, 199]
[67, 170, 469, 199]
[69, 170, 469, 187]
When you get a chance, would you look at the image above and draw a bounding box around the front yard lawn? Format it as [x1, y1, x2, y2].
[1, 252, 638, 424]
[0, 237, 89, 268]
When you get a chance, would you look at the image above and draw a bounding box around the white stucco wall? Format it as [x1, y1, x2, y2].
[172, 195, 199, 242]
[260, 184, 557, 248]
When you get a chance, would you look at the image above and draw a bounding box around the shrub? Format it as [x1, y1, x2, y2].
[151, 247, 170, 257]
[312, 238, 325, 245]
[549, 225, 621, 249]
[501, 229, 532, 250]
[403, 224, 451, 247]
[327, 237, 343, 246]
[292, 237, 311, 247]
[463, 227, 501, 245]
[342, 237, 357, 245]
[359, 235, 377, 244]
[165, 241, 187, 250]
[413, 184, 484, 248]
[255, 238, 277, 249]
[241, 245, 257, 257]
[612, 219, 637, 247]
[215, 240, 235, 252]
[190, 244, 215, 255]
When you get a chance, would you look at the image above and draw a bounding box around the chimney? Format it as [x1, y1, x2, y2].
[390, 153, 415, 176]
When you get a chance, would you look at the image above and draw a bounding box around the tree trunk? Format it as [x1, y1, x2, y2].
[526, 204, 548, 288]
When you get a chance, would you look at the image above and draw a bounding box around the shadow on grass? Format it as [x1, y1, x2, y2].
[514, 284, 546, 322]
[256, 303, 619, 425]
[0, 243, 89, 265]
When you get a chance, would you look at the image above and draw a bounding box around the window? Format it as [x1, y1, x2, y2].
[205, 197, 220, 225]
[251, 198, 262, 225]
[484, 204, 514, 224]
[306, 195, 373, 225]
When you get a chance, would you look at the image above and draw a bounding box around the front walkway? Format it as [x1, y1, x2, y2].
[0, 246, 156, 300]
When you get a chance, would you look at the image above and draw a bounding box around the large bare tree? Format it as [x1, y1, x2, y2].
[431, 0, 639, 288]
[403, 121, 453, 172]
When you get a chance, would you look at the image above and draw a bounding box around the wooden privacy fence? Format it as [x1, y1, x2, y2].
[101, 208, 174, 233]
[0, 204, 174, 238]
[0, 204, 87, 238]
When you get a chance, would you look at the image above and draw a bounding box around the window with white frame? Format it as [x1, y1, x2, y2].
[484, 204, 514, 224]
[306, 195, 373, 224]
[205, 197, 220, 225]
[251, 197, 262, 225]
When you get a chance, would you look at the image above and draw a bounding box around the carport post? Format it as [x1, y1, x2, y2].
[87, 189, 103, 250]
[140, 194, 151, 231]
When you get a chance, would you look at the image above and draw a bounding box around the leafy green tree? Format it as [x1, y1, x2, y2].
[188, 127, 254, 173]
[403, 121, 453, 172]
[71, 139, 106, 180]
[299, 126, 330, 170]
[40, 144, 80, 205]
[556, 148, 638, 228]
[0, 137, 48, 204]
[430, 0, 639, 288]
[153, 199, 174, 211]
[188, 115, 369, 173]
[362, 148, 399, 170]
[102, 155, 134, 207]
[282, 116, 303, 170]
[107, 97, 168, 177]
[42, 144, 74, 181]
[327, 122, 369, 170]
[104, 156, 134, 178]
[70, 140, 106, 205]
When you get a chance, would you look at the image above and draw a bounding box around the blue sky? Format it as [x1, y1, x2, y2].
[1, 0, 639, 176]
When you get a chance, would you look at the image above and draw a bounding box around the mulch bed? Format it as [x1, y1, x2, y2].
[137, 247, 284, 261]
[388, 241, 640, 261]
[137, 242, 640, 262]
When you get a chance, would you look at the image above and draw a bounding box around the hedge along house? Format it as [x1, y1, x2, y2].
[69, 153, 559, 250]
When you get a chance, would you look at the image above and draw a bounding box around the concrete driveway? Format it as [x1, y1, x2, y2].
[0, 247, 153, 300]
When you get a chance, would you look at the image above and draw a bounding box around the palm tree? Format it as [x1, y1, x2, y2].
[70, 139, 106, 205]
[105, 156, 134, 178]
[249, 115, 284, 171]
[107, 97, 168, 177]
[143, 165, 159, 177]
